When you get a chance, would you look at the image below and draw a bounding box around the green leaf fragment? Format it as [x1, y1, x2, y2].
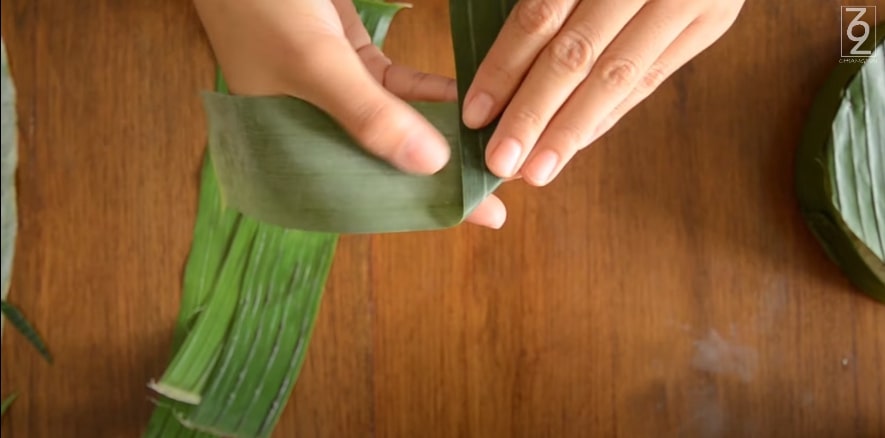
[355, 0, 411, 48]
[0, 300, 52, 363]
[1, 393, 16, 417]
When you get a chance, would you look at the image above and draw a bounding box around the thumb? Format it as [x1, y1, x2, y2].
[291, 38, 451, 175]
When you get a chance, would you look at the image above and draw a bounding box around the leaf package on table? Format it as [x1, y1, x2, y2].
[796, 22, 885, 303]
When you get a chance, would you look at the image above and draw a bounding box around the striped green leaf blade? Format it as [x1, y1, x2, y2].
[831, 41, 885, 261]
[180, 222, 336, 436]
[796, 23, 885, 303]
[203, 96, 466, 233]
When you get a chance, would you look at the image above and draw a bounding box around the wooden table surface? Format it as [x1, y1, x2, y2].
[1, 0, 883, 437]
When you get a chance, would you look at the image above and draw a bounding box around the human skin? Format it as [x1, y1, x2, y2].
[462, 0, 746, 187]
[193, 0, 744, 229]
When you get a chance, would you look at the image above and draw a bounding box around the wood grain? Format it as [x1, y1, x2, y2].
[2, 0, 883, 437]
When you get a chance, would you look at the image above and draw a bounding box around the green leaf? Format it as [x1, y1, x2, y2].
[831, 48, 885, 261]
[355, 0, 411, 48]
[202, 95, 468, 233]
[183, 230, 335, 436]
[1, 393, 16, 417]
[201, 0, 516, 234]
[796, 22, 885, 303]
[0, 300, 52, 363]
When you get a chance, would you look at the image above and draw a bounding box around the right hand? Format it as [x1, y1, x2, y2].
[193, 0, 507, 229]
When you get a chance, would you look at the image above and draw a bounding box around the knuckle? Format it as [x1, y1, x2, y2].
[488, 62, 519, 86]
[515, 0, 561, 37]
[548, 29, 597, 75]
[552, 124, 589, 152]
[407, 71, 431, 95]
[638, 63, 668, 93]
[597, 56, 640, 90]
[509, 107, 545, 130]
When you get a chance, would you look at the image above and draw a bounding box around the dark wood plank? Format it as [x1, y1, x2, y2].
[1, 1, 212, 435]
[2, 0, 883, 437]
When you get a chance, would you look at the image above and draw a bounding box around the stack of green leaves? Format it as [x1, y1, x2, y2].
[796, 22, 884, 303]
[144, 1, 517, 436]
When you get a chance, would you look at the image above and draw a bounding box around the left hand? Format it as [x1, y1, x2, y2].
[194, 0, 507, 229]
[462, 0, 745, 186]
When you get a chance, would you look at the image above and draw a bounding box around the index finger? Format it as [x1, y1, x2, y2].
[461, 0, 578, 129]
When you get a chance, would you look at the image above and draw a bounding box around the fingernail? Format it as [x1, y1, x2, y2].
[398, 133, 451, 174]
[524, 150, 559, 185]
[463, 92, 494, 128]
[492, 211, 506, 229]
[488, 138, 522, 177]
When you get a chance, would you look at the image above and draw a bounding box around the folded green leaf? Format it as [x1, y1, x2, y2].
[202, 0, 516, 234]
[796, 23, 885, 303]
